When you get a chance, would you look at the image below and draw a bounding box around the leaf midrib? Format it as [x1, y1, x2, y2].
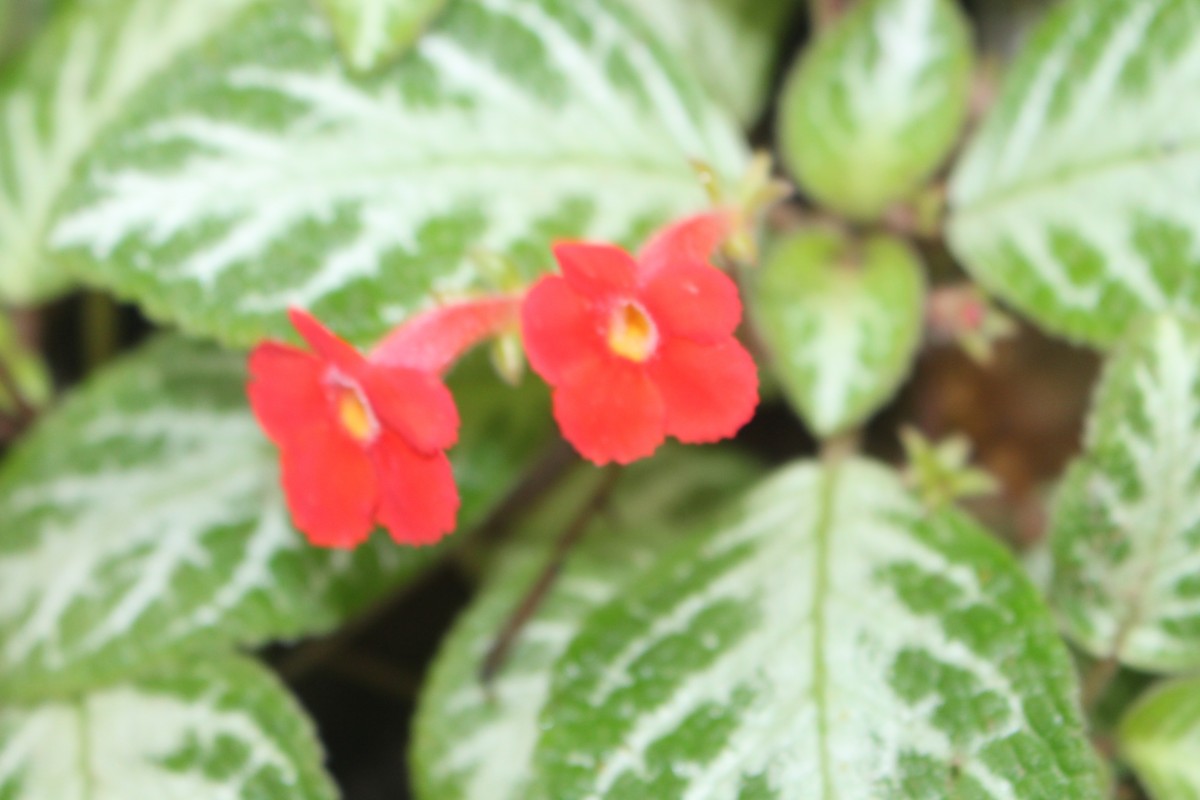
[77, 698, 99, 800]
[953, 136, 1200, 222]
[0, 435, 265, 665]
[811, 461, 839, 800]
[0, 0, 258, 283]
[1103, 336, 1195, 664]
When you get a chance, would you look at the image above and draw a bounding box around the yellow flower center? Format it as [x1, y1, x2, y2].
[335, 385, 376, 443]
[607, 301, 657, 362]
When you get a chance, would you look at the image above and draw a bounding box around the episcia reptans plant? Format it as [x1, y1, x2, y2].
[0, 0, 1193, 797]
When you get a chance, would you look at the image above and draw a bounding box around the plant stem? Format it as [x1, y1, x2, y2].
[1081, 655, 1119, 713]
[820, 430, 861, 465]
[479, 467, 622, 686]
[0, 347, 37, 428]
[473, 440, 578, 548]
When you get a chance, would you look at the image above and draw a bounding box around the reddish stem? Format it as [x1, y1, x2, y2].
[479, 467, 622, 685]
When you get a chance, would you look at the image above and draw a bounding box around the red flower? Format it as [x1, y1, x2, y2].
[521, 212, 759, 465]
[248, 308, 460, 548]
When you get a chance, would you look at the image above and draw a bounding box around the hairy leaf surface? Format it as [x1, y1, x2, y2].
[412, 448, 761, 800]
[780, 0, 972, 220]
[0, 655, 335, 799]
[754, 229, 925, 437]
[1119, 676, 1200, 799]
[1051, 315, 1200, 671]
[0, 0, 257, 302]
[950, 0, 1200, 344]
[617, 0, 793, 126]
[0, 337, 549, 700]
[316, 0, 447, 72]
[533, 460, 1101, 798]
[49, 0, 746, 347]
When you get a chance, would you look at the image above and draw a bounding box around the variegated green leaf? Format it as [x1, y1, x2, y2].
[949, 0, 1200, 346]
[49, 0, 747, 348]
[753, 229, 926, 437]
[0, 0, 259, 303]
[779, 0, 972, 220]
[0, 336, 551, 701]
[412, 447, 761, 800]
[532, 459, 1101, 799]
[1119, 676, 1200, 799]
[1051, 314, 1200, 672]
[316, 0, 447, 73]
[0, 654, 336, 800]
[615, 0, 794, 126]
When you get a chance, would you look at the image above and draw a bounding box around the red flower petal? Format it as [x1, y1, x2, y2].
[553, 242, 637, 301]
[247, 342, 329, 447]
[640, 261, 741, 342]
[371, 431, 460, 545]
[650, 337, 758, 443]
[280, 423, 378, 548]
[359, 364, 459, 454]
[371, 296, 520, 373]
[521, 275, 605, 384]
[288, 307, 365, 377]
[638, 210, 733, 280]
[552, 357, 665, 465]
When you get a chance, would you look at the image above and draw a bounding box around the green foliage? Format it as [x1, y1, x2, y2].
[779, 0, 972, 220]
[1051, 314, 1200, 672]
[0, 337, 550, 700]
[753, 229, 925, 437]
[0, 654, 337, 799]
[0, 315, 49, 413]
[1119, 676, 1200, 799]
[0, 0, 258, 303]
[413, 447, 762, 800]
[527, 460, 1100, 798]
[45, 0, 745, 348]
[949, 0, 1200, 346]
[2, 0, 1195, 796]
[316, 0, 448, 72]
[901, 427, 999, 510]
[616, 0, 794, 125]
